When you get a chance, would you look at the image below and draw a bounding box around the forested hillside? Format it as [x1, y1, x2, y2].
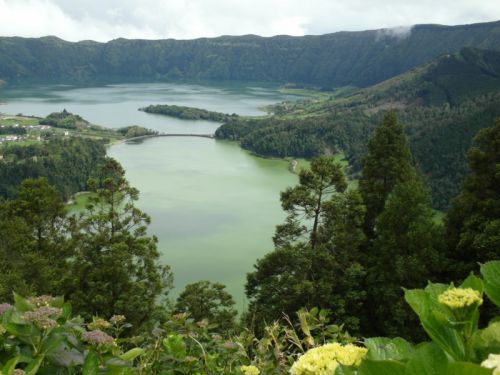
[216, 48, 500, 209]
[0, 138, 107, 200]
[1, 21, 500, 86]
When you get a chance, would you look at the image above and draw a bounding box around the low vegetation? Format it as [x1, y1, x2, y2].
[0, 261, 498, 374]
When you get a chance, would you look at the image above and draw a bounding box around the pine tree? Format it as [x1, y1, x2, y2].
[359, 112, 413, 237]
[274, 156, 347, 249]
[65, 158, 173, 332]
[246, 159, 366, 333]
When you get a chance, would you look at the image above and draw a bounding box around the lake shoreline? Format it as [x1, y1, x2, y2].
[0, 81, 304, 305]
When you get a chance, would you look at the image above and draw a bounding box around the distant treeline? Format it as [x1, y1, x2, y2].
[140, 104, 237, 122]
[1, 21, 500, 86]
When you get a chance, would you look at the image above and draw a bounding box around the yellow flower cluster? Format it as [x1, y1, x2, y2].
[482, 354, 500, 375]
[290, 343, 368, 375]
[438, 287, 483, 309]
[88, 318, 111, 330]
[240, 365, 260, 375]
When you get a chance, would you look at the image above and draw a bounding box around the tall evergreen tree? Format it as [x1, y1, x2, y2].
[359, 112, 447, 339]
[65, 158, 172, 332]
[446, 118, 500, 279]
[0, 178, 71, 300]
[364, 171, 445, 339]
[359, 112, 413, 237]
[274, 156, 347, 249]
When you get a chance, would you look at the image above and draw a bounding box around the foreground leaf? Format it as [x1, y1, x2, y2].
[82, 352, 99, 375]
[358, 359, 405, 375]
[364, 337, 414, 361]
[481, 261, 500, 308]
[119, 348, 145, 362]
[405, 286, 466, 360]
[405, 343, 447, 375]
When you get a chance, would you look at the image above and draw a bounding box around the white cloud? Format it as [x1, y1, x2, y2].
[0, 0, 499, 42]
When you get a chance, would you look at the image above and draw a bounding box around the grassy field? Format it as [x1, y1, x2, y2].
[65, 192, 95, 214]
[278, 86, 358, 99]
[0, 116, 40, 127]
[278, 87, 333, 98]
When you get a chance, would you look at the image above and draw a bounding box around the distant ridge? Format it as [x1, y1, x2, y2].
[215, 47, 500, 209]
[1, 20, 500, 87]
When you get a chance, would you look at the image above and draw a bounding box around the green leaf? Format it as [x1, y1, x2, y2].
[446, 362, 493, 375]
[358, 359, 406, 375]
[163, 334, 187, 359]
[60, 302, 72, 321]
[105, 367, 136, 375]
[460, 274, 484, 294]
[460, 274, 485, 332]
[2, 357, 20, 374]
[336, 365, 358, 375]
[41, 333, 65, 355]
[364, 337, 414, 361]
[405, 287, 466, 361]
[13, 293, 34, 313]
[50, 296, 65, 308]
[82, 352, 99, 375]
[5, 323, 38, 345]
[24, 356, 44, 375]
[405, 343, 448, 375]
[481, 261, 500, 308]
[119, 348, 145, 362]
[47, 348, 84, 367]
[472, 321, 500, 359]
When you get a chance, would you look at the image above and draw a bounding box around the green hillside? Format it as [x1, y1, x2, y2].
[216, 48, 500, 209]
[1, 21, 500, 86]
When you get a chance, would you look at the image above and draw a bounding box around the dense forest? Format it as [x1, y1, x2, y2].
[1, 21, 500, 86]
[0, 113, 498, 373]
[0, 137, 107, 200]
[216, 48, 500, 209]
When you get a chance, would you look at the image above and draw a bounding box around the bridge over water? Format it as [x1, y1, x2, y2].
[125, 133, 215, 142]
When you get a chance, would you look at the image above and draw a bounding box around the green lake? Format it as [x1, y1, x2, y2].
[0, 82, 301, 307]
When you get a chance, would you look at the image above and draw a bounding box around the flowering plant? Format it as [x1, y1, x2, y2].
[0, 294, 142, 374]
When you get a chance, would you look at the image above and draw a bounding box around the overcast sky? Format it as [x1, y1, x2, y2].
[1, 0, 500, 42]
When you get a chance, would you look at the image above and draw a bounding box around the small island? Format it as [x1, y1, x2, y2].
[139, 104, 238, 122]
